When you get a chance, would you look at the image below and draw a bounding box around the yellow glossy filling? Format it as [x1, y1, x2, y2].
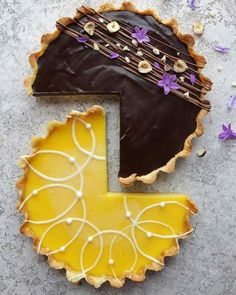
[20, 109, 196, 280]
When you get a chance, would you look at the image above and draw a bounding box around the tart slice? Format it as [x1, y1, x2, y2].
[17, 106, 198, 288]
[24, 2, 212, 185]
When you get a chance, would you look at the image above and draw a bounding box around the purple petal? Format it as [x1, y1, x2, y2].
[153, 62, 160, 69]
[218, 132, 228, 141]
[170, 82, 181, 90]
[222, 124, 228, 131]
[169, 74, 177, 83]
[141, 28, 148, 35]
[77, 36, 89, 43]
[164, 85, 170, 95]
[142, 36, 150, 43]
[227, 94, 236, 110]
[213, 44, 231, 53]
[109, 52, 119, 59]
[190, 74, 196, 85]
[157, 80, 165, 87]
[131, 26, 150, 43]
[188, 0, 198, 10]
[219, 123, 236, 140]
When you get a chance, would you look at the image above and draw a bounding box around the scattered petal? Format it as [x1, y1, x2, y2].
[131, 26, 150, 44]
[188, 0, 199, 11]
[190, 74, 196, 85]
[227, 94, 236, 110]
[218, 124, 236, 141]
[77, 36, 89, 43]
[109, 52, 120, 59]
[213, 44, 231, 53]
[153, 62, 160, 69]
[157, 73, 180, 95]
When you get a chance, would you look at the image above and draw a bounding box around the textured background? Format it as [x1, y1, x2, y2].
[0, 0, 236, 294]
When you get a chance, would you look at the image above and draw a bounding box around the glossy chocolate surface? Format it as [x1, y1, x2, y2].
[33, 11, 201, 178]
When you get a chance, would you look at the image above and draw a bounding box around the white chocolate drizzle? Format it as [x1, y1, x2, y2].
[20, 116, 196, 284]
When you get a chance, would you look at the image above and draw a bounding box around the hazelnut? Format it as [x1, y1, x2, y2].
[93, 43, 100, 51]
[153, 48, 160, 55]
[173, 59, 188, 73]
[107, 21, 120, 33]
[84, 22, 95, 36]
[183, 92, 190, 98]
[136, 50, 143, 57]
[164, 64, 172, 72]
[138, 60, 152, 74]
[193, 21, 204, 35]
[197, 148, 206, 157]
[161, 55, 166, 63]
[123, 45, 130, 51]
[132, 39, 138, 47]
[125, 56, 131, 63]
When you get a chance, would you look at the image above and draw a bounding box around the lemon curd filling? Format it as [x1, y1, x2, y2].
[17, 106, 197, 287]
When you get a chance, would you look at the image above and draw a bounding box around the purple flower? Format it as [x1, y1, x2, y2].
[76, 36, 89, 43]
[218, 124, 236, 141]
[131, 26, 150, 44]
[109, 52, 120, 59]
[213, 44, 231, 53]
[153, 62, 160, 69]
[190, 74, 196, 85]
[188, 0, 198, 10]
[227, 94, 236, 110]
[157, 73, 180, 95]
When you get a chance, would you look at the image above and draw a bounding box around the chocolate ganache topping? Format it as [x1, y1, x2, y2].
[29, 4, 212, 183]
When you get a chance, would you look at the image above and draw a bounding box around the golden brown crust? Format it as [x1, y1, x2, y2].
[17, 103, 198, 288]
[24, 1, 211, 186]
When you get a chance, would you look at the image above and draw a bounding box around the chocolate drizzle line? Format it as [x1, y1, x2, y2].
[75, 17, 207, 94]
[55, 8, 210, 111]
[82, 7, 208, 69]
[82, 6, 212, 93]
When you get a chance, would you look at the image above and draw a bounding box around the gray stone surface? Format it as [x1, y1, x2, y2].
[0, 0, 236, 294]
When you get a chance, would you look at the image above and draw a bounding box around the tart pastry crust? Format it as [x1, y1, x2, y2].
[17, 105, 198, 288]
[24, 1, 212, 185]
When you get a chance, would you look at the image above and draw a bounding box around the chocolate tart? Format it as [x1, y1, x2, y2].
[24, 1, 212, 185]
